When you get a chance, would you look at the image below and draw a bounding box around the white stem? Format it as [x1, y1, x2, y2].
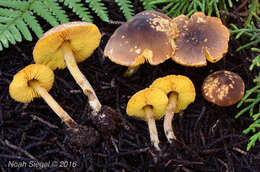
[144, 106, 160, 151]
[164, 92, 178, 143]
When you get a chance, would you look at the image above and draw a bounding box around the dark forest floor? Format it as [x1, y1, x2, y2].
[0, 1, 260, 172]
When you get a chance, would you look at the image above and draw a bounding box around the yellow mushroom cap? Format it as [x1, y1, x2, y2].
[126, 88, 168, 120]
[104, 10, 178, 67]
[33, 22, 101, 70]
[150, 75, 196, 113]
[9, 64, 54, 103]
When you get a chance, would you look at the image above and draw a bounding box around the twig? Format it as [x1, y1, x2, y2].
[1, 139, 37, 160]
[111, 137, 119, 153]
[232, 147, 247, 155]
[30, 115, 58, 129]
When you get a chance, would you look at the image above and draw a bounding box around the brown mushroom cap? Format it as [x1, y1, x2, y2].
[202, 70, 245, 106]
[172, 12, 229, 67]
[33, 22, 101, 70]
[104, 10, 178, 67]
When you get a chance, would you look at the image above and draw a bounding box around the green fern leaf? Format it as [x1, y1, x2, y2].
[87, 0, 109, 22]
[15, 18, 32, 41]
[141, 0, 156, 10]
[60, 0, 93, 22]
[0, 0, 28, 10]
[43, 0, 69, 23]
[22, 12, 43, 38]
[9, 25, 22, 42]
[30, 1, 59, 26]
[115, 0, 134, 20]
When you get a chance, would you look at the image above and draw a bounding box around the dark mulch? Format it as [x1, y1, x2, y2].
[0, 1, 259, 172]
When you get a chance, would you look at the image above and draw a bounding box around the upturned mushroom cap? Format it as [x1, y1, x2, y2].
[202, 70, 245, 106]
[172, 12, 229, 67]
[33, 22, 101, 70]
[9, 64, 54, 103]
[104, 10, 179, 67]
[126, 88, 168, 120]
[150, 75, 196, 113]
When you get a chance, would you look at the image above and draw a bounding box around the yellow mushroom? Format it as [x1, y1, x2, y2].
[150, 75, 196, 143]
[33, 21, 102, 113]
[126, 88, 168, 150]
[9, 64, 78, 129]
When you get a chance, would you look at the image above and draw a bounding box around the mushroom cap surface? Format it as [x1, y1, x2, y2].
[126, 88, 168, 120]
[9, 64, 54, 103]
[33, 22, 101, 70]
[172, 12, 229, 67]
[150, 75, 196, 113]
[202, 70, 245, 106]
[104, 10, 179, 67]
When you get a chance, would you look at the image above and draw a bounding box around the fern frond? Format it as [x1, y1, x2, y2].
[141, 0, 156, 10]
[87, 0, 109, 22]
[14, 18, 33, 41]
[0, 0, 28, 10]
[43, 0, 69, 23]
[115, 0, 134, 21]
[148, 0, 233, 17]
[30, 0, 59, 26]
[60, 0, 93, 22]
[22, 12, 43, 38]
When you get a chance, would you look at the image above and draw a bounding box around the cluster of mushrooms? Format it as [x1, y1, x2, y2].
[9, 10, 245, 149]
[104, 11, 245, 150]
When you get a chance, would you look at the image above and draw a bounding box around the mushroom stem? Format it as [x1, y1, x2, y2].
[123, 66, 140, 77]
[29, 81, 78, 129]
[144, 106, 160, 151]
[61, 42, 101, 113]
[164, 92, 178, 143]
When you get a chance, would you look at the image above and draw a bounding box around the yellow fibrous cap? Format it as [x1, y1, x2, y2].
[126, 88, 168, 120]
[150, 75, 196, 113]
[33, 22, 101, 70]
[9, 64, 54, 103]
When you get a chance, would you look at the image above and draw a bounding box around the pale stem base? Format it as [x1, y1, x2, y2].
[164, 92, 178, 143]
[123, 65, 140, 77]
[61, 42, 101, 113]
[144, 106, 160, 151]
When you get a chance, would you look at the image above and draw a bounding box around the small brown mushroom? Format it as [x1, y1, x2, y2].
[104, 10, 178, 76]
[202, 70, 245, 106]
[172, 12, 230, 67]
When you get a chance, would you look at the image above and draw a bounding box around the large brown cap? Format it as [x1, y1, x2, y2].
[33, 22, 101, 70]
[172, 12, 229, 67]
[202, 70, 245, 106]
[104, 10, 178, 67]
